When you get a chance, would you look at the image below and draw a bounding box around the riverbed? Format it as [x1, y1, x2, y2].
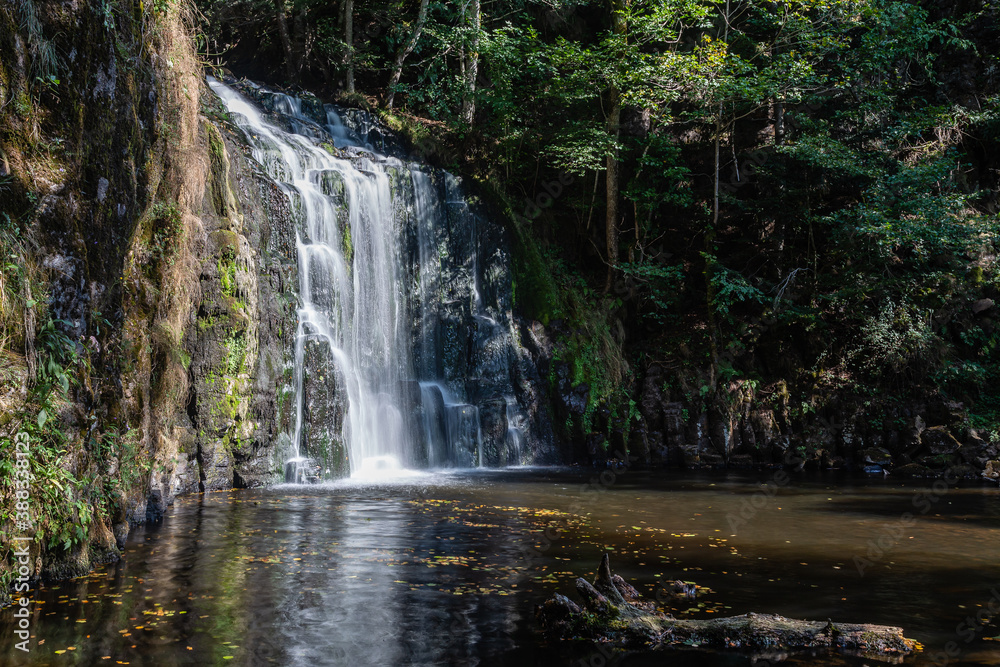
[6, 469, 1000, 665]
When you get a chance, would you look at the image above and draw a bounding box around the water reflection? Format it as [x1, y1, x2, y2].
[3, 470, 1000, 666]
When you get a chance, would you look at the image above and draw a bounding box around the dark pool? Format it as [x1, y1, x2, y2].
[4, 468, 1000, 666]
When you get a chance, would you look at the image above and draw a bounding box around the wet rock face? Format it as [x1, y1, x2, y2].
[300, 338, 348, 476]
[511, 320, 560, 464]
[403, 170, 560, 464]
[185, 130, 299, 491]
[124, 113, 301, 505]
[0, 3, 253, 585]
[552, 362, 589, 422]
[248, 87, 405, 155]
[221, 80, 560, 472]
[0, 1, 186, 586]
[625, 360, 995, 479]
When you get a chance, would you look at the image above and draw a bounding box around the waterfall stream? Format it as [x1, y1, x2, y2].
[208, 78, 528, 479]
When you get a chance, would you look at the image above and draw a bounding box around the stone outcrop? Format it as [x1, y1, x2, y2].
[572, 355, 1000, 479]
[223, 81, 562, 471]
[0, 5, 297, 591]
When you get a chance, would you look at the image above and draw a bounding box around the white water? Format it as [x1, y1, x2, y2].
[208, 78, 500, 480]
[504, 395, 525, 464]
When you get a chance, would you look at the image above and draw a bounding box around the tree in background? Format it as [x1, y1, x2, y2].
[197, 0, 1000, 434]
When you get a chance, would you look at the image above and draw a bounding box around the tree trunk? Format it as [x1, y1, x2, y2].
[386, 0, 430, 109]
[344, 0, 355, 93]
[604, 99, 621, 293]
[713, 110, 721, 228]
[603, 1, 625, 293]
[774, 99, 785, 145]
[274, 0, 297, 83]
[537, 555, 917, 659]
[706, 0, 730, 382]
[317, 56, 334, 92]
[292, 7, 308, 81]
[705, 111, 722, 389]
[460, 0, 480, 124]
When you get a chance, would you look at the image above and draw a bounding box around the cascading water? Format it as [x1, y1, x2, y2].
[208, 77, 534, 479]
[504, 396, 526, 465]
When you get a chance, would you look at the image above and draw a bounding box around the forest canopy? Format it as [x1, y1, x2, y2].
[197, 0, 1000, 440]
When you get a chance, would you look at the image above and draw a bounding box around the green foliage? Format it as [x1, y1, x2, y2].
[544, 122, 621, 176]
[618, 261, 685, 324]
[1, 323, 86, 552]
[851, 300, 936, 375]
[625, 134, 694, 220]
[0, 224, 39, 359]
[224, 331, 247, 375]
[702, 254, 767, 320]
[148, 201, 184, 267]
[218, 249, 237, 298]
[197, 0, 1000, 437]
[35, 318, 77, 393]
[11, 0, 58, 95]
[89, 426, 149, 516]
[153, 0, 174, 16]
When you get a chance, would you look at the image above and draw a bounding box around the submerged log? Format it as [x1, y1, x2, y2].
[536, 554, 917, 660]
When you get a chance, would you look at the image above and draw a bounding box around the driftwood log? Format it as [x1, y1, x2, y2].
[536, 554, 917, 660]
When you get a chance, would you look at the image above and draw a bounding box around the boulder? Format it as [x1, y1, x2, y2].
[859, 447, 892, 466]
[972, 298, 995, 314]
[921, 426, 962, 455]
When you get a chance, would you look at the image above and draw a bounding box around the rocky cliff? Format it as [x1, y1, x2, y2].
[0, 1, 298, 596]
[0, 0, 562, 597]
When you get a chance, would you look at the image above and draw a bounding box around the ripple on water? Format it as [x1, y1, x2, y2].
[5, 469, 1000, 666]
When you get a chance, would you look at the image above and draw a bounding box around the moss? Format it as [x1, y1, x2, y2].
[219, 255, 237, 298]
[376, 108, 457, 167]
[210, 229, 240, 254]
[206, 122, 236, 218]
[208, 123, 225, 163]
[342, 224, 354, 266]
[276, 387, 293, 411]
[501, 192, 635, 442]
[224, 330, 247, 375]
[336, 91, 373, 111]
[197, 313, 217, 330]
[13, 87, 32, 119]
[509, 218, 562, 326]
[208, 374, 245, 423]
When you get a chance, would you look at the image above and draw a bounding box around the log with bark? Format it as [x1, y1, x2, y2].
[536, 554, 917, 660]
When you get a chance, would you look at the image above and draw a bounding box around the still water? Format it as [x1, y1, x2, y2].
[5, 469, 1000, 666]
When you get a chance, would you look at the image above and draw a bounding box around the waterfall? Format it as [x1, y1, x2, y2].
[208, 78, 528, 479]
[504, 395, 526, 465]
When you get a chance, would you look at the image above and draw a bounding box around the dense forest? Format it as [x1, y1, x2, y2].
[1, 0, 999, 659]
[197, 0, 1000, 461]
